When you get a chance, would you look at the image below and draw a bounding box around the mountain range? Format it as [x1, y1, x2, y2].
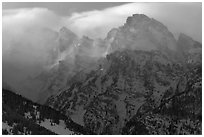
[2, 14, 202, 135]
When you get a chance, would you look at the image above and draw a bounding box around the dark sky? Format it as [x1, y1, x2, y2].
[2, 2, 130, 16]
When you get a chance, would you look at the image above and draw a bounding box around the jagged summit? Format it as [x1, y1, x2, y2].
[177, 33, 201, 64]
[58, 26, 78, 52]
[59, 26, 77, 37]
[3, 11, 202, 135]
[125, 14, 168, 30]
[59, 26, 77, 42]
[178, 33, 192, 39]
[177, 33, 202, 52]
[32, 14, 201, 104]
[106, 14, 177, 54]
[106, 28, 119, 40]
[125, 14, 151, 26]
[177, 33, 201, 49]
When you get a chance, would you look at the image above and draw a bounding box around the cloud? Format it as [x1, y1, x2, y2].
[2, 3, 201, 101]
[65, 3, 201, 42]
[2, 8, 62, 97]
[3, 8, 61, 30]
[64, 3, 145, 39]
[3, 8, 61, 58]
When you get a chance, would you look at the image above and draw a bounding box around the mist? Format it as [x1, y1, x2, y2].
[2, 8, 61, 97]
[66, 3, 201, 42]
[2, 3, 201, 101]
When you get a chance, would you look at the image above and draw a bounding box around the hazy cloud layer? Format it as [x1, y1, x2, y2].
[2, 3, 201, 100]
[66, 3, 201, 42]
[3, 8, 60, 96]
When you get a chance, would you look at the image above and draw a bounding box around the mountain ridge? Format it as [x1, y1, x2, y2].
[45, 14, 202, 134]
[3, 13, 202, 135]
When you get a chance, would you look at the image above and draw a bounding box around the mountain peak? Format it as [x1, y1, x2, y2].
[177, 33, 202, 64]
[178, 33, 193, 42]
[106, 28, 119, 40]
[59, 26, 77, 38]
[107, 14, 177, 53]
[125, 14, 151, 26]
[124, 14, 168, 31]
[58, 27, 78, 52]
[177, 33, 201, 50]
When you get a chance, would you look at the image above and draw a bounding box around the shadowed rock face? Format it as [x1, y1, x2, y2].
[46, 49, 201, 134]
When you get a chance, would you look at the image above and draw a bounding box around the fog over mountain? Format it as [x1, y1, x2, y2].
[2, 2, 202, 135]
[2, 2, 201, 101]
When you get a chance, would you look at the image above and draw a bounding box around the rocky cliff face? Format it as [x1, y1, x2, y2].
[20, 14, 188, 104]
[177, 33, 202, 64]
[43, 15, 174, 100]
[14, 14, 200, 134]
[46, 49, 184, 134]
[123, 63, 201, 135]
[106, 14, 178, 53]
[29, 27, 106, 103]
[45, 14, 201, 135]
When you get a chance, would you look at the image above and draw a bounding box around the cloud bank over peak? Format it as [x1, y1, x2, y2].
[66, 3, 201, 42]
[2, 3, 201, 100]
[65, 3, 148, 39]
[3, 8, 61, 94]
[3, 8, 61, 30]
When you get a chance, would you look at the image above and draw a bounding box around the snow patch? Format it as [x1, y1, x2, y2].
[24, 112, 32, 119]
[40, 119, 74, 135]
[2, 122, 13, 134]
